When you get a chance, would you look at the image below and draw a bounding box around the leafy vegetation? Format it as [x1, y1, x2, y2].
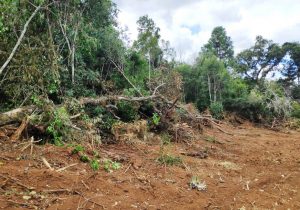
[157, 154, 182, 166]
[291, 101, 300, 118]
[209, 102, 224, 120]
[0, 0, 300, 147]
[103, 159, 122, 173]
[90, 159, 100, 171]
[71, 145, 85, 155]
[152, 113, 161, 126]
[79, 154, 90, 163]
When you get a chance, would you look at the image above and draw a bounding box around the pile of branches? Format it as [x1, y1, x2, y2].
[0, 89, 231, 144]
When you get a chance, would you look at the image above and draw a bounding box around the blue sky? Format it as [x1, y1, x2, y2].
[114, 0, 300, 63]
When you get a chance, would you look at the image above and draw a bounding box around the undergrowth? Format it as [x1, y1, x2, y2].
[157, 154, 182, 166]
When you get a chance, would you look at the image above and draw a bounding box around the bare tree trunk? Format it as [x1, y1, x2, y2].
[213, 77, 217, 103]
[0, 5, 41, 76]
[71, 43, 76, 84]
[148, 50, 151, 84]
[207, 75, 212, 103]
[58, 17, 72, 65]
[71, 25, 78, 84]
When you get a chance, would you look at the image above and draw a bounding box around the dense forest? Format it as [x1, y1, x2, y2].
[1, 0, 300, 145]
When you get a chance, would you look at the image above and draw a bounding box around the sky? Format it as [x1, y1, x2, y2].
[113, 0, 300, 63]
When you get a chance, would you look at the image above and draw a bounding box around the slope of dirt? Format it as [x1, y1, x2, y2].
[0, 123, 299, 210]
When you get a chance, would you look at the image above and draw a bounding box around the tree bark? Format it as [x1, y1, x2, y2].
[0, 106, 36, 126]
[207, 75, 212, 103]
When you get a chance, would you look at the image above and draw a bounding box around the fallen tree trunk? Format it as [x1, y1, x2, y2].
[79, 95, 160, 105]
[0, 106, 36, 126]
[0, 95, 161, 126]
[0, 95, 232, 135]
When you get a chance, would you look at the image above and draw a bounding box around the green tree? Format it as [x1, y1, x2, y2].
[202, 26, 234, 64]
[282, 42, 300, 84]
[236, 36, 285, 84]
[133, 15, 163, 68]
[0, 0, 123, 106]
[177, 54, 230, 111]
[196, 54, 229, 104]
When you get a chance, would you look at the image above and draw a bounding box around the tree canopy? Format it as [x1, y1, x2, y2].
[202, 26, 234, 64]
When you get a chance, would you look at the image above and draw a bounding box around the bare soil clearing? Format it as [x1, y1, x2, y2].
[0, 123, 299, 210]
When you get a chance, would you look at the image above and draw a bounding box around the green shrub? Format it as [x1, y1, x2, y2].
[72, 145, 85, 154]
[209, 102, 224, 120]
[152, 113, 160, 126]
[291, 101, 300, 118]
[157, 154, 182, 166]
[224, 83, 292, 123]
[116, 101, 138, 122]
[90, 159, 100, 171]
[196, 98, 210, 112]
[161, 133, 171, 145]
[46, 107, 71, 146]
[80, 154, 90, 163]
[103, 159, 121, 172]
[291, 86, 300, 100]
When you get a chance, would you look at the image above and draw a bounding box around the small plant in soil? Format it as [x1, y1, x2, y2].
[103, 159, 121, 172]
[152, 113, 161, 126]
[93, 151, 100, 158]
[204, 136, 219, 143]
[157, 154, 182, 166]
[71, 145, 85, 154]
[189, 176, 207, 191]
[79, 154, 90, 163]
[205, 136, 216, 143]
[90, 159, 100, 171]
[161, 132, 171, 145]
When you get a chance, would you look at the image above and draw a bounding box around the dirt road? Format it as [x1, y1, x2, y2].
[0, 123, 299, 209]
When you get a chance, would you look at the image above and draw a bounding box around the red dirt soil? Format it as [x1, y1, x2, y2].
[0, 123, 299, 210]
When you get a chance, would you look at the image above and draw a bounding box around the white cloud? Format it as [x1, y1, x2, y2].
[113, 0, 300, 63]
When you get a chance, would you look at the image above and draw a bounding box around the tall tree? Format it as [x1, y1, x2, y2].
[132, 15, 162, 68]
[236, 35, 285, 84]
[282, 42, 300, 84]
[161, 39, 176, 63]
[202, 26, 234, 63]
[177, 53, 230, 111]
[196, 53, 229, 104]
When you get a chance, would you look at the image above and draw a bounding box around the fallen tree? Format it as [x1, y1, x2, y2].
[0, 106, 36, 126]
[0, 93, 231, 136]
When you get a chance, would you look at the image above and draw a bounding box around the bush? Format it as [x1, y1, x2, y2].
[224, 83, 292, 124]
[291, 101, 300, 118]
[209, 102, 224, 120]
[157, 154, 182, 166]
[116, 101, 139, 122]
[291, 86, 300, 100]
[46, 107, 71, 146]
[224, 97, 266, 122]
[196, 98, 210, 112]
